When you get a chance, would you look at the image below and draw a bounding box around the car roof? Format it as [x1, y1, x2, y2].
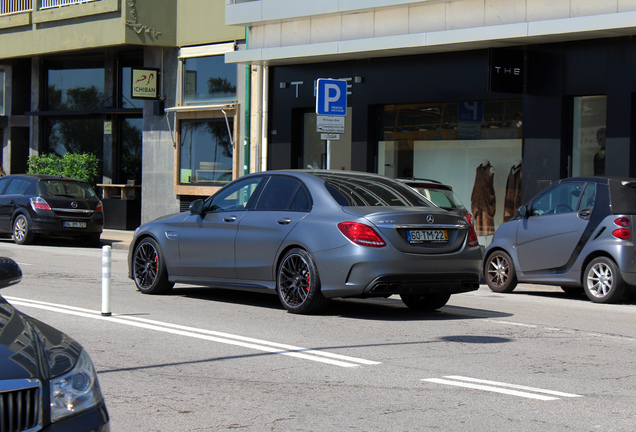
[4, 174, 84, 182]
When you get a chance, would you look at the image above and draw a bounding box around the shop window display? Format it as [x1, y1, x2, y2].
[572, 96, 606, 177]
[378, 99, 522, 244]
[179, 118, 233, 185]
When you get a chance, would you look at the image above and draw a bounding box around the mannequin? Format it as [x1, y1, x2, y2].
[471, 160, 496, 236]
[504, 160, 522, 222]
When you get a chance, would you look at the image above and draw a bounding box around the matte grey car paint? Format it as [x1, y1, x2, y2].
[129, 170, 483, 311]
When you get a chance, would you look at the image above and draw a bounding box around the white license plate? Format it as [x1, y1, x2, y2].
[407, 229, 448, 243]
[63, 221, 86, 228]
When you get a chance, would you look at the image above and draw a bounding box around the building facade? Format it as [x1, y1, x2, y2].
[0, 0, 246, 225]
[226, 0, 636, 242]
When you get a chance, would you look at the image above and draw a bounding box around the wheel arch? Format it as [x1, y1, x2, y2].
[273, 244, 310, 283]
[579, 251, 617, 286]
[482, 246, 512, 276]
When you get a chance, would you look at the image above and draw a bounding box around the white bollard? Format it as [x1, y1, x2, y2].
[102, 245, 112, 316]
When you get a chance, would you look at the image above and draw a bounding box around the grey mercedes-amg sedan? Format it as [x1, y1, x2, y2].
[128, 170, 482, 314]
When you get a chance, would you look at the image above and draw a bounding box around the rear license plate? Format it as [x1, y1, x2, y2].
[407, 229, 448, 243]
[63, 221, 86, 228]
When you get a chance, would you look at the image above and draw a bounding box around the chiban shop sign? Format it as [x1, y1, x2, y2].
[131, 68, 160, 99]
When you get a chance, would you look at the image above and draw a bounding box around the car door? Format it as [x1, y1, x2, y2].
[0, 177, 13, 232]
[177, 176, 265, 280]
[516, 181, 591, 272]
[234, 176, 311, 281]
[0, 178, 28, 233]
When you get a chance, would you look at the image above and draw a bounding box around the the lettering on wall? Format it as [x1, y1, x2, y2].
[489, 48, 524, 94]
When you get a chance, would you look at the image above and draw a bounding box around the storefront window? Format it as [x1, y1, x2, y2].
[121, 67, 143, 109]
[45, 118, 104, 161]
[183, 55, 236, 105]
[121, 118, 142, 184]
[378, 100, 523, 243]
[179, 119, 233, 185]
[572, 96, 606, 177]
[47, 67, 105, 111]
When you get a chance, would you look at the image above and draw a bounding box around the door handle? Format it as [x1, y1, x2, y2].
[578, 209, 591, 219]
[223, 216, 237, 222]
[277, 218, 292, 225]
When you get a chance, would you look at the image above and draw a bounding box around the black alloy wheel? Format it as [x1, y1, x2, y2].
[133, 237, 174, 294]
[485, 250, 518, 293]
[277, 248, 329, 314]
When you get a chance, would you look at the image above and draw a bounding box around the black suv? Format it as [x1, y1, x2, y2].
[0, 174, 103, 245]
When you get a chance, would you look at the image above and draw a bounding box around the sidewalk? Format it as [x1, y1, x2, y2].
[101, 229, 135, 251]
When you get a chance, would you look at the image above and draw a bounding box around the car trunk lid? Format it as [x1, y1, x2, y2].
[343, 206, 471, 253]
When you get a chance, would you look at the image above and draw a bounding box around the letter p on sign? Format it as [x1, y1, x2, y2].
[316, 79, 347, 116]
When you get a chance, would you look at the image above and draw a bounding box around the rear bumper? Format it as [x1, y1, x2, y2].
[31, 216, 103, 237]
[314, 243, 483, 298]
[363, 273, 480, 296]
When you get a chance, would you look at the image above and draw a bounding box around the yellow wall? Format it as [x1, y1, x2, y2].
[177, 0, 244, 47]
[0, 0, 244, 60]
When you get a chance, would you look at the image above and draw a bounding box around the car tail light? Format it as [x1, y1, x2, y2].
[613, 229, 630, 240]
[464, 214, 473, 226]
[614, 217, 630, 227]
[337, 222, 386, 247]
[467, 224, 479, 247]
[612, 217, 631, 240]
[30, 197, 52, 211]
[95, 201, 103, 213]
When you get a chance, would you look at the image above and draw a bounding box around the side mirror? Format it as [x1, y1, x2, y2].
[189, 199, 204, 215]
[0, 258, 22, 289]
[518, 205, 528, 218]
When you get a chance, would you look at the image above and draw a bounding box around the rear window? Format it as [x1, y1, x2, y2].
[609, 180, 636, 214]
[37, 180, 97, 200]
[316, 173, 432, 207]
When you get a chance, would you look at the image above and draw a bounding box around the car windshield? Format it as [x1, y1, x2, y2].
[316, 173, 432, 207]
[37, 180, 97, 199]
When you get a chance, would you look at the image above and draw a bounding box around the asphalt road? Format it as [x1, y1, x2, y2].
[1, 237, 635, 431]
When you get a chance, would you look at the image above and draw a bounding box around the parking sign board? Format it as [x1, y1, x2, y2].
[316, 79, 347, 116]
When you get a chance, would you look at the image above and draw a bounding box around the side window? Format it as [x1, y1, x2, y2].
[255, 176, 301, 211]
[5, 179, 29, 195]
[578, 183, 596, 210]
[208, 177, 263, 212]
[0, 177, 10, 194]
[289, 185, 311, 212]
[531, 182, 585, 216]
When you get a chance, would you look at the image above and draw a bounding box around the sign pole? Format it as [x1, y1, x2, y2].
[326, 140, 331, 170]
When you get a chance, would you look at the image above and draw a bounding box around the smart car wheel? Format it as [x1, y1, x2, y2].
[13, 214, 35, 245]
[277, 248, 329, 314]
[485, 251, 518, 293]
[400, 293, 451, 311]
[133, 237, 174, 294]
[584, 257, 626, 303]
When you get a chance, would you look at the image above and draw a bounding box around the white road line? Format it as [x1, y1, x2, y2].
[422, 375, 584, 401]
[6, 296, 381, 368]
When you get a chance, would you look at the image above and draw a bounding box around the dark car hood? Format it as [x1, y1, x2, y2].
[0, 296, 82, 380]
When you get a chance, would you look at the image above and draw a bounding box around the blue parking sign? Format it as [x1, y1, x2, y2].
[316, 79, 347, 116]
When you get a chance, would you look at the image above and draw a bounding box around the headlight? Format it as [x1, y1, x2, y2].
[50, 349, 105, 422]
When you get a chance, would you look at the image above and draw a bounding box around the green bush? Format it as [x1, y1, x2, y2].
[27, 153, 100, 187]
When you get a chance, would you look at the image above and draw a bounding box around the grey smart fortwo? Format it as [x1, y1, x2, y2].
[483, 177, 636, 303]
[129, 170, 482, 314]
